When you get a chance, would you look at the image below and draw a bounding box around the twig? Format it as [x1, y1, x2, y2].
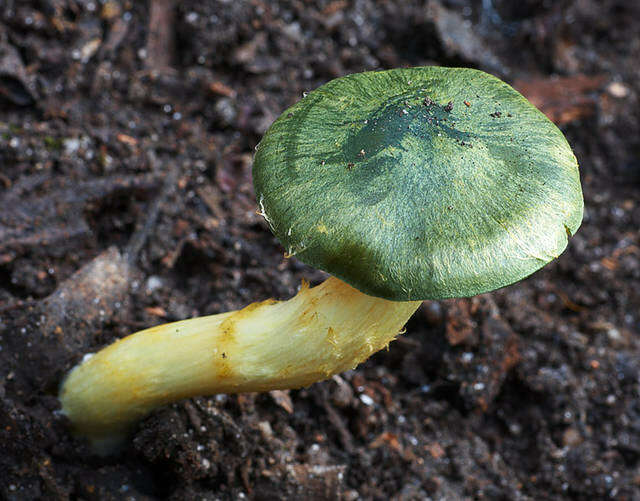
[145, 0, 176, 72]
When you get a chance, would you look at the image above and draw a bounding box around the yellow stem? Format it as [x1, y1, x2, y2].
[59, 277, 421, 451]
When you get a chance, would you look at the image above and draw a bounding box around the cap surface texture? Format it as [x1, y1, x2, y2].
[253, 67, 583, 300]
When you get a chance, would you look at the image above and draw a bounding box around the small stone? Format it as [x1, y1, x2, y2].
[359, 394, 374, 406]
[562, 427, 582, 447]
[607, 81, 630, 99]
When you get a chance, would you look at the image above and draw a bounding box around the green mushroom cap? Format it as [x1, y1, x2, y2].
[253, 67, 583, 301]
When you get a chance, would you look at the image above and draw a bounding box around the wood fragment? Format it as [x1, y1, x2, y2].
[514, 75, 607, 125]
[0, 174, 159, 261]
[145, 0, 176, 71]
[209, 81, 237, 98]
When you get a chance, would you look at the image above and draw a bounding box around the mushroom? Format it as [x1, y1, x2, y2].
[59, 67, 583, 452]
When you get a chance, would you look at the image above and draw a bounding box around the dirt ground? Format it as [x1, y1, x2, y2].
[1, 0, 639, 499]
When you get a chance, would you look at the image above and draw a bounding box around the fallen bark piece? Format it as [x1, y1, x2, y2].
[0, 174, 158, 260]
[514, 74, 607, 125]
[146, 0, 176, 72]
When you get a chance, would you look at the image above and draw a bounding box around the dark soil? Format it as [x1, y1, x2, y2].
[1, 1, 639, 499]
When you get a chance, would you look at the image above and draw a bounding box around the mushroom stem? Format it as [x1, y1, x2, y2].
[59, 277, 421, 451]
